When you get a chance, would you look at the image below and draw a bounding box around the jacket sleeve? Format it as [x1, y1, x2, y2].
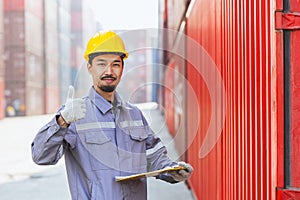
[31, 114, 70, 165]
[141, 112, 179, 183]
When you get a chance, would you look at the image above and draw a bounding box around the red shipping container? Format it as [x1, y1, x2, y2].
[3, 0, 24, 11]
[4, 9, 44, 116]
[160, 0, 300, 199]
[164, 60, 175, 135]
[162, 0, 300, 199]
[4, 12, 25, 46]
[163, 46, 188, 160]
[275, 0, 300, 198]
[184, 0, 274, 199]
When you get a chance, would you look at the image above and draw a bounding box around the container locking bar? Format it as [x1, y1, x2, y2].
[275, 11, 300, 30]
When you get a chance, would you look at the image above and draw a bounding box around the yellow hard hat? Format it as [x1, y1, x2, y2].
[84, 30, 128, 61]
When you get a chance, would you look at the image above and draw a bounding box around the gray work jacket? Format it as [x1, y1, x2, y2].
[31, 87, 177, 200]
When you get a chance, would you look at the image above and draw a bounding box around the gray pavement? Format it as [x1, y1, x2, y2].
[0, 103, 195, 200]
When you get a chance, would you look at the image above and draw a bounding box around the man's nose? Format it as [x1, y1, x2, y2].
[104, 65, 113, 74]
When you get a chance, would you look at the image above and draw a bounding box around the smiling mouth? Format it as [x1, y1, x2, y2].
[101, 76, 116, 83]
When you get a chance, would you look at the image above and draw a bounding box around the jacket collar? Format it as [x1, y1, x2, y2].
[88, 87, 126, 114]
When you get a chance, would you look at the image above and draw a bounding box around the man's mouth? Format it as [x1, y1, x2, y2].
[101, 76, 116, 83]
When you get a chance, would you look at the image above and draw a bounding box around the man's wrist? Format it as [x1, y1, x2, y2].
[57, 115, 70, 128]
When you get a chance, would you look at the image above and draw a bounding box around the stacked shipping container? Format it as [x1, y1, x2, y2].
[4, 0, 44, 116]
[1, 0, 98, 117]
[58, 0, 71, 103]
[70, 0, 97, 98]
[43, 0, 60, 113]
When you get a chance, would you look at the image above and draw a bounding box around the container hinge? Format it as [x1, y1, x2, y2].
[275, 11, 300, 30]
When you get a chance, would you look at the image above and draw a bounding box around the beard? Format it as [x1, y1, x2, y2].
[99, 85, 116, 92]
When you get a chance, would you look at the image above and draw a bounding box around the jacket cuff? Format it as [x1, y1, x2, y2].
[156, 173, 179, 184]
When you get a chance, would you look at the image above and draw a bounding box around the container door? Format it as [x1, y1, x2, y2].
[276, 0, 300, 198]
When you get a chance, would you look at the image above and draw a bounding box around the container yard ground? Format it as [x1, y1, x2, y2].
[0, 102, 195, 200]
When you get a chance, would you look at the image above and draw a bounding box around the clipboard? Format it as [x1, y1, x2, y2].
[115, 166, 186, 182]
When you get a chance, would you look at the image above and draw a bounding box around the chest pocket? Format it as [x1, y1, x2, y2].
[126, 127, 148, 172]
[81, 130, 119, 171]
[129, 127, 148, 142]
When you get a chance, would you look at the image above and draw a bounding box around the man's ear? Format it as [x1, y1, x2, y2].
[87, 62, 92, 74]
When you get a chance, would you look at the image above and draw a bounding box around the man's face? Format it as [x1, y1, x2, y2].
[87, 54, 123, 94]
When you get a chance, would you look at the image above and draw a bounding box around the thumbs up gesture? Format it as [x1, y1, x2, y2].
[60, 85, 86, 124]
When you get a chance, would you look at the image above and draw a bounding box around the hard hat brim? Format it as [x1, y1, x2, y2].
[87, 52, 128, 62]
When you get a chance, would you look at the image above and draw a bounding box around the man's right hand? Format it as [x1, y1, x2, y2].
[60, 85, 86, 124]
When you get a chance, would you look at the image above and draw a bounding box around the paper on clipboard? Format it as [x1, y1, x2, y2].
[115, 166, 186, 182]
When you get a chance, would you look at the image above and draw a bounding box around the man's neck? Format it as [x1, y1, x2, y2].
[95, 87, 114, 102]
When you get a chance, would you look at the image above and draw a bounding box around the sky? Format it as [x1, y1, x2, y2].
[88, 0, 159, 30]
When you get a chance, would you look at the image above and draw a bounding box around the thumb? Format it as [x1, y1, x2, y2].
[66, 85, 75, 101]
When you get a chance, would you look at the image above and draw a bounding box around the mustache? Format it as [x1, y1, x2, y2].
[100, 75, 117, 80]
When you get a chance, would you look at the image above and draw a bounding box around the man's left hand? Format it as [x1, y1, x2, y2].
[169, 161, 193, 182]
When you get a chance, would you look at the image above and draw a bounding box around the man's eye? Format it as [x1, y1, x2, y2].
[112, 63, 120, 67]
[97, 63, 106, 67]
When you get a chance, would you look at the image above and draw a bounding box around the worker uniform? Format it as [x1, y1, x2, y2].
[31, 87, 177, 200]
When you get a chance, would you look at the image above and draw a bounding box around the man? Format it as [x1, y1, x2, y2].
[31, 30, 193, 200]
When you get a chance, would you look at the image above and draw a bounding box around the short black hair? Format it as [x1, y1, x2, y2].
[88, 52, 125, 65]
